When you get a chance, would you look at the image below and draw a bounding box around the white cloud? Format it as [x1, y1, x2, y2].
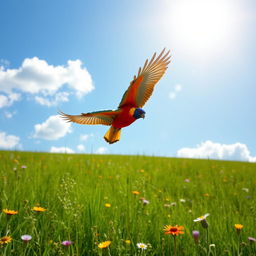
[50, 146, 74, 154]
[4, 110, 16, 118]
[77, 144, 85, 152]
[0, 131, 21, 149]
[35, 92, 69, 107]
[177, 140, 256, 162]
[0, 93, 21, 108]
[95, 147, 108, 154]
[80, 133, 93, 141]
[169, 84, 182, 100]
[32, 115, 71, 140]
[0, 57, 94, 107]
[0, 59, 10, 68]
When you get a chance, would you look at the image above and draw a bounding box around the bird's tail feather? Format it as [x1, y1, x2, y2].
[104, 126, 121, 144]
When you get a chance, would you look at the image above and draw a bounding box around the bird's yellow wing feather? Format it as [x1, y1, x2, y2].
[59, 110, 121, 126]
[119, 49, 171, 108]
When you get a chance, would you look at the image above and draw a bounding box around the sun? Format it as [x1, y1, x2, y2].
[167, 0, 238, 57]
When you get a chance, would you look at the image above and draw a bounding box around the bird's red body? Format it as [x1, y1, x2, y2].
[60, 49, 171, 144]
[112, 106, 136, 129]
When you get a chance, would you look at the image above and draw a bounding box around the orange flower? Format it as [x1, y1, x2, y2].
[2, 209, 18, 215]
[163, 225, 184, 236]
[32, 206, 46, 212]
[98, 240, 111, 248]
[0, 236, 12, 245]
[132, 191, 140, 195]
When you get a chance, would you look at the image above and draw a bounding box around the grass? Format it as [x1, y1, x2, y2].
[0, 150, 256, 255]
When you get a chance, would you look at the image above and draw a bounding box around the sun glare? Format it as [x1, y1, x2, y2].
[168, 0, 238, 57]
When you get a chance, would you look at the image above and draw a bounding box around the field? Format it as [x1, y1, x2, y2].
[0, 151, 256, 255]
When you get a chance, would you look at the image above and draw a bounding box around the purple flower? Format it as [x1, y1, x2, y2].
[21, 165, 27, 169]
[248, 237, 256, 243]
[61, 240, 72, 247]
[21, 235, 32, 242]
[192, 230, 200, 244]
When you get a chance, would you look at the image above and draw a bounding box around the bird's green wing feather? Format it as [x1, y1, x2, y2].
[118, 49, 171, 108]
[59, 109, 121, 126]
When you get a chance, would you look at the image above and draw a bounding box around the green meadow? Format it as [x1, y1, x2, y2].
[0, 151, 256, 255]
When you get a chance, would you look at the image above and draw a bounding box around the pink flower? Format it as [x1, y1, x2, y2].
[192, 230, 200, 244]
[21, 235, 32, 242]
[248, 237, 256, 243]
[61, 240, 72, 246]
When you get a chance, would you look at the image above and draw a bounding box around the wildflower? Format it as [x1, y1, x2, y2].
[21, 235, 32, 243]
[242, 188, 249, 193]
[209, 244, 216, 248]
[164, 204, 171, 208]
[143, 199, 149, 205]
[14, 159, 19, 164]
[192, 230, 200, 244]
[0, 236, 12, 245]
[62, 240, 72, 246]
[235, 224, 243, 234]
[132, 191, 140, 195]
[171, 202, 177, 207]
[203, 193, 209, 197]
[248, 237, 256, 243]
[140, 198, 150, 205]
[137, 243, 147, 250]
[184, 178, 190, 183]
[21, 165, 27, 169]
[98, 241, 111, 248]
[32, 206, 46, 212]
[194, 213, 210, 229]
[163, 225, 184, 236]
[180, 199, 186, 203]
[104, 203, 111, 208]
[2, 209, 18, 215]
[124, 239, 131, 244]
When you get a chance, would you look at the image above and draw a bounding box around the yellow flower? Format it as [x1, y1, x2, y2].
[235, 224, 243, 230]
[32, 206, 46, 212]
[203, 193, 209, 197]
[0, 236, 12, 245]
[2, 209, 18, 215]
[235, 224, 243, 234]
[14, 159, 19, 164]
[124, 239, 131, 244]
[104, 203, 111, 208]
[132, 191, 140, 195]
[98, 240, 111, 248]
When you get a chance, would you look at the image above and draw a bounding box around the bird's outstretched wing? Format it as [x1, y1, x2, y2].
[59, 109, 121, 126]
[118, 49, 171, 109]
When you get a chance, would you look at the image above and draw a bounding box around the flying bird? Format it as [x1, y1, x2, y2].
[60, 49, 171, 144]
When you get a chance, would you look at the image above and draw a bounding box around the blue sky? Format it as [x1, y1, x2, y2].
[0, 0, 256, 161]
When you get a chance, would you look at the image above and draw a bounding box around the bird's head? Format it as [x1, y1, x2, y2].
[133, 108, 146, 119]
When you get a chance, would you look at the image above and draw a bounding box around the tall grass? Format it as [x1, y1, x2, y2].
[0, 151, 256, 255]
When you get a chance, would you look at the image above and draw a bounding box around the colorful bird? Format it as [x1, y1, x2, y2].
[60, 49, 171, 144]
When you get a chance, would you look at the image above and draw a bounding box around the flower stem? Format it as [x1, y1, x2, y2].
[173, 236, 177, 256]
